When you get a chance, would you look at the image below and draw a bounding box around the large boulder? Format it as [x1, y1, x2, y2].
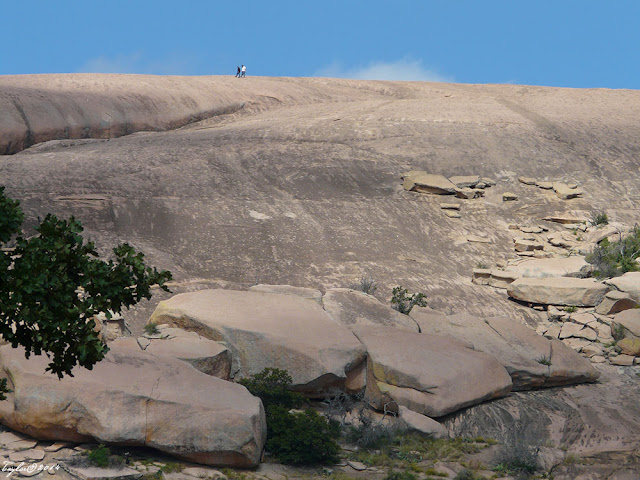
[322, 288, 419, 332]
[0, 345, 266, 468]
[402, 171, 457, 194]
[595, 290, 637, 315]
[507, 277, 609, 306]
[605, 272, 640, 303]
[412, 311, 599, 390]
[148, 289, 367, 395]
[504, 256, 592, 279]
[352, 325, 512, 418]
[111, 326, 232, 379]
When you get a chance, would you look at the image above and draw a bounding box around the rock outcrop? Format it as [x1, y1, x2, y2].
[0, 345, 267, 467]
[352, 325, 512, 417]
[507, 277, 609, 306]
[412, 311, 599, 390]
[148, 289, 367, 395]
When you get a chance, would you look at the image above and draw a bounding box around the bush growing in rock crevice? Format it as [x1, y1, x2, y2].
[390, 286, 427, 315]
[587, 225, 640, 278]
[239, 368, 340, 465]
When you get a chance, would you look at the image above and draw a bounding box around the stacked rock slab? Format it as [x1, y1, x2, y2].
[411, 310, 599, 390]
[504, 256, 592, 279]
[402, 171, 457, 194]
[605, 272, 640, 303]
[507, 277, 609, 306]
[148, 289, 367, 395]
[0, 345, 266, 467]
[111, 326, 232, 379]
[352, 325, 512, 417]
[612, 309, 640, 340]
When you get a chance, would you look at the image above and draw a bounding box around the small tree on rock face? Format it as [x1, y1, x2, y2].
[390, 286, 427, 315]
[0, 186, 172, 381]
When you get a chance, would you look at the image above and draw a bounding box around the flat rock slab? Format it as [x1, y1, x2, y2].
[505, 256, 592, 279]
[322, 288, 419, 332]
[111, 326, 231, 379]
[9, 449, 45, 462]
[402, 171, 457, 194]
[449, 175, 480, 188]
[353, 325, 512, 417]
[507, 277, 609, 306]
[148, 289, 367, 395]
[63, 465, 142, 480]
[543, 216, 588, 225]
[411, 311, 599, 390]
[0, 344, 266, 468]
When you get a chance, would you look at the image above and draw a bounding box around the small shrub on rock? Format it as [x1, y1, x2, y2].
[590, 210, 609, 226]
[351, 272, 377, 295]
[391, 286, 427, 315]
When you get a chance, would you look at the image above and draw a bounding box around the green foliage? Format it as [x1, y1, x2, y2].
[0, 378, 11, 401]
[266, 406, 341, 465]
[590, 210, 609, 226]
[240, 368, 340, 465]
[390, 286, 428, 315]
[85, 444, 125, 469]
[144, 323, 160, 335]
[493, 438, 538, 479]
[564, 306, 577, 313]
[384, 471, 418, 480]
[0, 187, 172, 378]
[238, 367, 304, 410]
[535, 355, 552, 366]
[587, 225, 640, 278]
[453, 469, 479, 480]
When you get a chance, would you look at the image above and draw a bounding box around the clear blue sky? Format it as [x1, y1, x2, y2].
[2, 1, 639, 89]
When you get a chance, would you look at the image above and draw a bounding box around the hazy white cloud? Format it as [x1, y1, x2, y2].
[77, 52, 199, 75]
[314, 58, 452, 82]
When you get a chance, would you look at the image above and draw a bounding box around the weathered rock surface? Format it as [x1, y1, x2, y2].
[605, 272, 640, 302]
[148, 289, 367, 394]
[611, 309, 640, 339]
[445, 365, 640, 456]
[505, 256, 592, 279]
[398, 406, 448, 439]
[618, 338, 640, 356]
[353, 325, 512, 417]
[249, 284, 322, 304]
[507, 277, 609, 306]
[595, 290, 637, 315]
[322, 288, 419, 332]
[111, 326, 231, 379]
[0, 345, 266, 467]
[412, 311, 599, 390]
[402, 171, 457, 194]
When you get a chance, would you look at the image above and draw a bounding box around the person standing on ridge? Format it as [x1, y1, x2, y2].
[235, 66, 241, 77]
[241, 65, 246, 77]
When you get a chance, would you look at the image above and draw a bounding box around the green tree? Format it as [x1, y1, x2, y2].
[0, 186, 172, 382]
[390, 286, 427, 315]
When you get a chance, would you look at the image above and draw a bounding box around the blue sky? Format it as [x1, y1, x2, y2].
[2, 1, 639, 89]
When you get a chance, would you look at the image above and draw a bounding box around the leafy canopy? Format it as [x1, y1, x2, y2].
[0, 186, 172, 378]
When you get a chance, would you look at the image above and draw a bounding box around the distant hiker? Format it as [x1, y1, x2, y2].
[235, 66, 241, 78]
[241, 65, 246, 77]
